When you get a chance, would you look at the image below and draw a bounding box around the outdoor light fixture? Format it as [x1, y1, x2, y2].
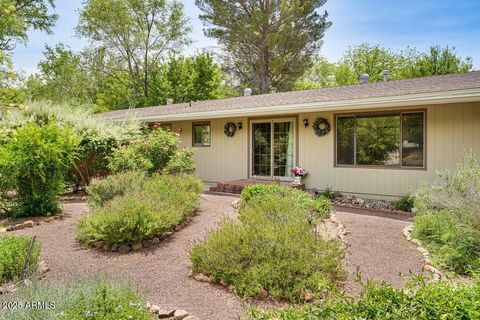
[307, 214, 313, 225]
[237, 122, 243, 130]
[303, 119, 309, 127]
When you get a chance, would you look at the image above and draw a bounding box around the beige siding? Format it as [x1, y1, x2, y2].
[170, 118, 248, 182]
[299, 101, 480, 198]
[168, 101, 480, 198]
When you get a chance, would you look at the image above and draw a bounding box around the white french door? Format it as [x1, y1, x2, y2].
[250, 119, 295, 180]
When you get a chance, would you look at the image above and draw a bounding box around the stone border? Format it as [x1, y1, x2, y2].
[86, 212, 197, 254]
[328, 211, 349, 247]
[59, 195, 88, 202]
[146, 303, 199, 320]
[333, 204, 414, 222]
[0, 214, 66, 233]
[402, 225, 442, 281]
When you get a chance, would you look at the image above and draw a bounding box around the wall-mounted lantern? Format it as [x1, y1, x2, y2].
[303, 119, 309, 128]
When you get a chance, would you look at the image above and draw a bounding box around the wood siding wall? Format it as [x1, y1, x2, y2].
[168, 101, 480, 198]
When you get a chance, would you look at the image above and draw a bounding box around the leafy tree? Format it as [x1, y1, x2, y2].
[296, 44, 474, 90]
[196, 0, 331, 93]
[77, 0, 191, 107]
[0, 0, 57, 51]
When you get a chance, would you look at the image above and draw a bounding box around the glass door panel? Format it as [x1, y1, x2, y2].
[273, 122, 294, 177]
[252, 122, 271, 177]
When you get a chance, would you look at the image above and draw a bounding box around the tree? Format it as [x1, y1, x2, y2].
[77, 0, 191, 107]
[0, 0, 58, 51]
[295, 44, 474, 90]
[196, 0, 331, 94]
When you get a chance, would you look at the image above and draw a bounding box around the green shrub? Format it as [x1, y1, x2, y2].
[87, 171, 147, 207]
[0, 122, 79, 217]
[250, 279, 480, 320]
[317, 185, 335, 200]
[108, 128, 196, 175]
[77, 175, 202, 246]
[1, 278, 152, 320]
[240, 184, 331, 219]
[190, 193, 344, 302]
[412, 151, 480, 275]
[0, 235, 41, 284]
[393, 193, 415, 212]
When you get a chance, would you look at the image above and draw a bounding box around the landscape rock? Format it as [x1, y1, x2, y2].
[102, 244, 110, 251]
[194, 273, 210, 283]
[257, 288, 268, 300]
[15, 223, 25, 230]
[0, 227, 6, 233]
[304, 289, 314, 302]
[151, 237, 160, 244]
[227, 285, 235, 293]
[110, 244, 118, 252]
[23, 220, 35, 228]
[149, 304, 161, 314]
[132, 243, 142, 250]
[44, 217, 55, 223]
[142, 239, 153, 248]
[38, 260, 50, 274]
[6, 225, 15, 231]
[158, 309, 175, 318]
[94, 240, 105, 250]
[158, 309, 176, 318]
[173, 309, 189, 320]
[118, 245, 132, 253]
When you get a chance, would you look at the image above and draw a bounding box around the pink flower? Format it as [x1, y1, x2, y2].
[291, 167, 308, 177]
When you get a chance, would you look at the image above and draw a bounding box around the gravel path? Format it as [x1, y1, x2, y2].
[13, 194, 244, 320]
[335, 210, 425, 294]
[9, 196, 425, 319]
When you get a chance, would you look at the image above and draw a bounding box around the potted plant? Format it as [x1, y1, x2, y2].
[291, 167, 307, 185]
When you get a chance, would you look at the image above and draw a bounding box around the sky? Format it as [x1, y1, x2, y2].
[11, 0, 480, 75]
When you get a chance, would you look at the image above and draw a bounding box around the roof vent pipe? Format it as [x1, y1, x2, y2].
[380, 69, 389, 82]
[358, 73, 369, 84]
[244, 88, 252, 96]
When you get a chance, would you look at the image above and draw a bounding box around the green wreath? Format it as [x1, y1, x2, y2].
[224, 122, 237, 137]
[313, 118, 330, 137]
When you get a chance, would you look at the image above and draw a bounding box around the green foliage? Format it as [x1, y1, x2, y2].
[77, 174, 202, 246]
[240, 184, 331, 218]
[0, 235, 41, 284]
[87, 171, 147, 207]
[0, 101, 142, 187]
[317, 185, 335, 200]
[196, 0, 331, 93]
[393, 194, 415, 212]
[190, 190, 343, 302]
[108, 128, 196, 175]
[1, 278, 152, 320]
[412, 150, 480, 275]
[296, 43, 473, 90]
[250, 279, 480, 320]
[0, 122, 79, 217]
[0, 0, 58, 51]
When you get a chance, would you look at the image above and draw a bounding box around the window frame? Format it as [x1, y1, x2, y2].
[334, 110, 426, 170]
[192, 121, 211, 147]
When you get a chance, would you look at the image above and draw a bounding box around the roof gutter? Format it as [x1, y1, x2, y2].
[108, 88, 480, 122]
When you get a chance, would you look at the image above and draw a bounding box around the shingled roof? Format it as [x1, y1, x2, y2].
[102, 71, 480, 121]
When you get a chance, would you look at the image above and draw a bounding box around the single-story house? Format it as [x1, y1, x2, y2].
[102, 71, 480, 199]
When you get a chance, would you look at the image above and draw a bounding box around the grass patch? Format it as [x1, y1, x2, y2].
[77, 174, 202, 246]
[0, 235, 40, 284]
[249, 279, 480, 320]
[0, 278, 153, 320]
[190, 185, 343, 302]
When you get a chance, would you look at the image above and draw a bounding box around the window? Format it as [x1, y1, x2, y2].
[336, 111, 425, 168]
[192, 122, 211, 147]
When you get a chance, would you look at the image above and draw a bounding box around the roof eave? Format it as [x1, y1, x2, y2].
[107, 88, 480, 122]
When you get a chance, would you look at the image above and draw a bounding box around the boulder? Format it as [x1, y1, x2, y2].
[6, 225, 15, 231]
[158, 309, 175, 318]
[14, 223, 25, 230]
[23, 220, 35, 228]
[149, 304, 161, 314]
[173, 309, 189, 320]
[151, 237, 160, 244]
[110, 245, 119, 252]
[118, 245, 131, 253]
[132, 243, 142, 251]
[193, 273, 210, 283]
[94, 241, 105, 250]
[304, 289, 314, 302]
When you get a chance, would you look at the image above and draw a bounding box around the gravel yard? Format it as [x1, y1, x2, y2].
[7, 194, 425, 319]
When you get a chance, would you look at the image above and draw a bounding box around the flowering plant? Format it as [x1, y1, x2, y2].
[291, 167, 308, 177]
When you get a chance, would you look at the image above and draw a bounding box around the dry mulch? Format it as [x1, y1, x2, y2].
[336, 210, 425, 295]
[7, 195, 425, 319]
